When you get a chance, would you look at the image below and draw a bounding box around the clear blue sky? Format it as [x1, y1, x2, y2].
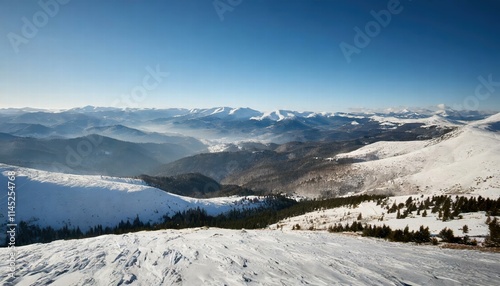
[1, 0, 499, 112]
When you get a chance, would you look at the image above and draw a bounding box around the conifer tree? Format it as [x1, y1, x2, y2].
[422, 210, 427, 217]
[486, 218, 500, 247]
[439, 227, 455, 242]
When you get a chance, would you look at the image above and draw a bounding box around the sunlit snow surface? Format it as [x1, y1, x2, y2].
[270, 196, 497, 239]
[333, 122, 500, 196]
[1, 228, 499, 285]
[0, 164, 262, 235]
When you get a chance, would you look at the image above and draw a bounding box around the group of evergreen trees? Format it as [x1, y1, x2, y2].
[13, 215, 153, 246]
[15, 222, 84, 245]
[324, 222, 484, 246]
[315, 195, 500, 247]
[387, 195, 500, 221]
[7, 194, 500, 248]
[327, 223, 432, 244]
[6, 194, 385, 247]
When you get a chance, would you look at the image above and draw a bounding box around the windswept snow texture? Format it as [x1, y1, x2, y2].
[1, 228, 499, 285]
[0, 164, 261, 234]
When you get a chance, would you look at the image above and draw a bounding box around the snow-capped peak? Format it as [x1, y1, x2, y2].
[251, 110, 303, 121]
[227, 107, 262, 119]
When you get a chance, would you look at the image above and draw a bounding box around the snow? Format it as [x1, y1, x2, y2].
[1, 228, 499, 285]
[271, 195, 498, 239]
[207, 143, 230, 153]
[336, 140, 428, 161]
[250, 110, 309, 121]
[334, 116, 500, 196]
[1, 111, 500, 284]
[469, 112, 500, 131]
[251, 110, 289, 121]
[227, 107, 262, 119]
[305, 111, 333, 118]
[0, 164, 263, 236]
[370, 114, 461, 127]
[210, 107, 228, 115]
[184, 107, 263, 120]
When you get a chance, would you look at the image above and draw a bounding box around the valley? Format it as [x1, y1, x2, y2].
[1, 106, 499, 285]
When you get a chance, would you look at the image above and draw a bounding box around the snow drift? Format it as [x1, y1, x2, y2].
[1, 228, 499, 285]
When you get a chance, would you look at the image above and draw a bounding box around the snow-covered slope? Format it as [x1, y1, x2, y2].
[271, 195, 497, 239]
[335, 113, 500, 196]
[0, 164, 260, 234]
[1, 228, 499, 285]
[250, 110, 315, 121]
[335, 140, 429, 161]
[186, 107, 262, 120]
[369, 114, 462, 127]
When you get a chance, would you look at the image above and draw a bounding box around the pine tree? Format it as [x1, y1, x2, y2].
[133, 214, 143, 228]
[413, 226, 430, 243]
[442, 197, 451, 221]
[389, 202, 398, 213]
[391, 229, 404, 242]
[439, 227, 455, 243]
[485, 218, 500, 247]
[462, 224, 469, 234]
[403, 226, 410, 242]
[362, 225, 373, 237]
[405, 196, 413, 207]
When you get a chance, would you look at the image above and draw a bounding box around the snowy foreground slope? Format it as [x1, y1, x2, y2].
[334, 113, 500, 196]
[1, 228, 499, 285]
[0, 164, 260, 234]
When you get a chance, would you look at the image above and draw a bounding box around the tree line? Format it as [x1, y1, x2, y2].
[5, 194, 384, 246]
[6, 194, 499, 248]
[386, 195, 500, 221]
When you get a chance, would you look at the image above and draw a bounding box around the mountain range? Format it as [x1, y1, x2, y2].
[1, 106, 498, 184]
[1, 106, 499, 285]
[0, 106, 492, 142]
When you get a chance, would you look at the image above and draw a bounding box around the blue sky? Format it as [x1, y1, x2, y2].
[1, 0, 499, 112]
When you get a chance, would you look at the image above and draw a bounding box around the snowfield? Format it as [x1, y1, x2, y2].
[1, 228, 499, 286]
[271, 195, 498, 240]
[334, 115, 500, 196]
[369, 114, 462, 128]
[0, 164, 262, 239]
